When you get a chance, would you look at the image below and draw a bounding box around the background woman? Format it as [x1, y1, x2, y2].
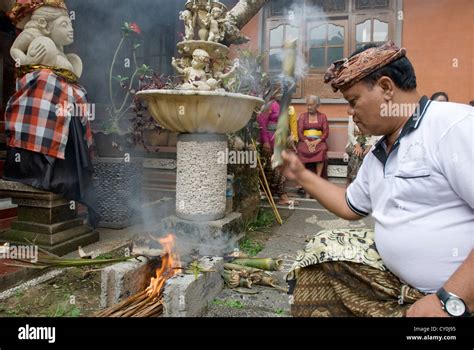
[296, 95, 329, 180]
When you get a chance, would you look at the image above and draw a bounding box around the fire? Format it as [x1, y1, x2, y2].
[145, 234, 181, 299]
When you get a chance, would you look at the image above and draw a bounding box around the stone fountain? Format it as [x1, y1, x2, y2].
[137, 0, 264, 255]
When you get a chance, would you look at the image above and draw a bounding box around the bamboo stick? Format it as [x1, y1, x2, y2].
[253, 146, 283, 224]
[258, 177, 282, 225]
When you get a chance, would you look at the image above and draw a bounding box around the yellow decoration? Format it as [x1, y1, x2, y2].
[18, 64, 78, 83]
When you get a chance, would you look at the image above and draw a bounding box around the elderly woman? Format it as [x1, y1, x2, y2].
[296, 96, 329, 178]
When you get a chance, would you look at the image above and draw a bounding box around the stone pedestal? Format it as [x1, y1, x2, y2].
[0, 180, 98, 256]
[159, 212, 243, 257]
[176, 134, 227, 221]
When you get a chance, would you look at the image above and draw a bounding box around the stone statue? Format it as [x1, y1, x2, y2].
[179, 9, 196, 41]
[9, 4, 82, 77]
[172, 48, 214, 90]
[4, 0, 99, 228]
[212, 58, 238, 90]
[207, 5, 224, 42]
[196, 9, 210, 41]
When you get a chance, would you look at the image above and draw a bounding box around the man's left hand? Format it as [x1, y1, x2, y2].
[406, 294, 449, 317]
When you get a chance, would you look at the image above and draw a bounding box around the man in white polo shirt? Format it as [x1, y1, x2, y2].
[284, 42, 473, 317]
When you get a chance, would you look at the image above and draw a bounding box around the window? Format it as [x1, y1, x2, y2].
[354, 0, 390, 10]
[308, 21, 346, 69]
[307, 0, 348, 13]
[268, 22, 300, 71]
[270, 0, 298, 17]
[354, 16, 390, 50]
[264, 0, 396, 99]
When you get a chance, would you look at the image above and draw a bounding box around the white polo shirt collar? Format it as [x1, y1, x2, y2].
[372, 96, 431, 166]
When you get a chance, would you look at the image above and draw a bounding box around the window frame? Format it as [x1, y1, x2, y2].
[263, 0, 396, 99]
[266, 19, 304, 98]
[351, 13, 393, 52]
[306, 18, 349, 73]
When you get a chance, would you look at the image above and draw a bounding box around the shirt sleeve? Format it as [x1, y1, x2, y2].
[346, 154, 373, 216]
[434, 114, 474, 208]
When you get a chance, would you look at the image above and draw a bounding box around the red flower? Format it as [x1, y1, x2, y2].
[129, 22, 141, 35]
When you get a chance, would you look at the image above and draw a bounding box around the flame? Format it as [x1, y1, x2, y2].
[145, 234, 181, 299]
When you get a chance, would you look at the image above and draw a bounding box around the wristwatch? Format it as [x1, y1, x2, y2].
[436, 287, 470, 317]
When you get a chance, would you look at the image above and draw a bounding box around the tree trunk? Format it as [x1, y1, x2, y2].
[228, 0, 270, 30]
[223, 0, 270, 45]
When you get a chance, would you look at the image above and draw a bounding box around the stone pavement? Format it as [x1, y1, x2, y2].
[204, 198, 375, 317]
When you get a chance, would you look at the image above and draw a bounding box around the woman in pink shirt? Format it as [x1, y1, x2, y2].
[257, 89, 293, 205]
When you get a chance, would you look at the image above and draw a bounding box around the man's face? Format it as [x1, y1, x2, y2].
[342, 81, 389, 136]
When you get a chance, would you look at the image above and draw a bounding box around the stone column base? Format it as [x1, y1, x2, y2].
[0, 180, 99, 256]
[176, 134, 227, 221]
[159, 212, 243, 258]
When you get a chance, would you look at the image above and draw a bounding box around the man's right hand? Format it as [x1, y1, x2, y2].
[281, 150, 306, 181]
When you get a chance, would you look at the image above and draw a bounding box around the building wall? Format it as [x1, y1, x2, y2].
[403, 0, 473, 104]
[242, 0, 474, 157]
[245, 0, 474, 107]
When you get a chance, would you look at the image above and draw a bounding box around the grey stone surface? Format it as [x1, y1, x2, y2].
[160, 213, 243, 257]
[0, 180, 97, 256]
[2, 230, 100, 256]
[17, 204, 77, 225]
[162, 256, 224, 317]
[12, 197, 70, 208]
[143, 158, 177, 170]
[176, 134, 227, 220]
[2, 225, 91, 246]
[11, 218, 83, 235]
[0, 180, 52, 193]
[100, 259, 150, 308]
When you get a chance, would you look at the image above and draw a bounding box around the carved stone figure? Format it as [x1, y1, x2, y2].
[10, 4, 82, 77]
[5, 0, 99, 228]
[207, 6, 224, 43]
[179, 9, 196, 41]
[172, 48, 214, 90]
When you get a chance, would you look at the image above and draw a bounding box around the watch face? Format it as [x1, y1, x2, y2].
[446, 298, 466, 316]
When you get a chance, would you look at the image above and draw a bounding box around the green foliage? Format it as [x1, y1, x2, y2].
[232, 49, 270, 98]
[239, 238, 263, 257]
[212, 299, 245, 309]
[275, 308, 285, 315]
[243, 208, 275, 233]
[50, 301, 81, 318]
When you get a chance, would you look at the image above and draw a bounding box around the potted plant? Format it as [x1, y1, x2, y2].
[92, 21, 153, 157]
[92, 21, 152, 229]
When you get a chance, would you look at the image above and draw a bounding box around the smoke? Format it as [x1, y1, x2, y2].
[271, 2, 328, 80]
[67, 0, 179, 104]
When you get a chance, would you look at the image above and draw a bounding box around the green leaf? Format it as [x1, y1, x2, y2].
[133, 43, 141, 50]
[70, 307, 81, 317]
[113, 75, 129, 83]
[137, 64, 152, 76]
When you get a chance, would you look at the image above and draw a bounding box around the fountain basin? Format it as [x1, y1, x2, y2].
[137, 89, 263, 134]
